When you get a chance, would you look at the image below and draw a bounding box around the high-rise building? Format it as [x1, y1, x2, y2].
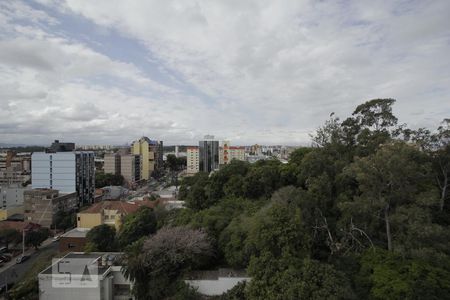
[199, 136, 219, 173]
[104, 153, 121, 175]
[131, 137, 163, 180]
[187, 147, 200, 174]
[120, 154, 141, 184]
[31, 152, 95, 206]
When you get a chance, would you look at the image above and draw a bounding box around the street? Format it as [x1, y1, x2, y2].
[0, 240, 58, 289]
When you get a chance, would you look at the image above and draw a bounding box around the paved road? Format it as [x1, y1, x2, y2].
[0, 240, 58, 288]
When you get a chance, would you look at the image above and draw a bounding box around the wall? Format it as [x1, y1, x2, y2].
[0, 205, 23, 221]
[77, 213, 102, 229]
[185, 277, 250, 296]
[59, 237, 87, 253]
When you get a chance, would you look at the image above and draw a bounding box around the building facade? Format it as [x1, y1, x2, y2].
[77, 200, 151, 230]
[120, 154, 141, 184]
[32, 152, 95, 206]
[39, 252, 134, 300]
[103, 153, 121, 175]
[186, 147, 200, 174]
[131, 137, 163, 180]
[49, 140, 75, 152]
[199, 136, 219, 173]
[24, 189, 77, 227]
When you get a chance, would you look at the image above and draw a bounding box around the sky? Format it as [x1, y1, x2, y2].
[0, 0, 449, 146]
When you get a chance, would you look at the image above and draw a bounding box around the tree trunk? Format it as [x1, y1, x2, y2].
[440, 175, 448, 211]
[384, 205, 392, 251]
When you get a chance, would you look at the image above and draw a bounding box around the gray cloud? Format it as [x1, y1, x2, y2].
[0, 0, 449, 145]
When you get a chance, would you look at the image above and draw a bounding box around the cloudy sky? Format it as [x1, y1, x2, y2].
[0, 0, 449, 146]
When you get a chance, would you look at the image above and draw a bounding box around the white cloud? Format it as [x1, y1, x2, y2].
[0, 0, 449, 145]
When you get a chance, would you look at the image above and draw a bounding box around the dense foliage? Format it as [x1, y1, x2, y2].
[164, 99, 450, 299]
[95, 172, 125, 188]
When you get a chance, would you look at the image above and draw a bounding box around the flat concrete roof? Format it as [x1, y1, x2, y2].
[61, 227, 90, 238]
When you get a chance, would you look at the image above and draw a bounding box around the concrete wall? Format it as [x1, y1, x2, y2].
[0, 185, 28, 207]
[77, 213, 102, 229]
[185, 277, 250, 296]
[0, 205, 23, 221]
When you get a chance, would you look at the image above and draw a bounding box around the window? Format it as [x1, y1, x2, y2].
[68, 243, 76, 248]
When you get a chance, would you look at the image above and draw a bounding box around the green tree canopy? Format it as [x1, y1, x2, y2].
[85, 224, 116, 252]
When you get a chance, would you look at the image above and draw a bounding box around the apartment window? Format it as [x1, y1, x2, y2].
[68, 243, 76, 249]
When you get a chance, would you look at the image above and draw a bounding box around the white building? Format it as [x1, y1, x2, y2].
[185, 269, 250, 296]
[186, 147, 199, 174]
[0, 184, 29, 208]
[32, 152, 95, 206]
[38, 252, 134, 300]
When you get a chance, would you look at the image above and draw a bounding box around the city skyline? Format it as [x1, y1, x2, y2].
[0, 1, 449, 145]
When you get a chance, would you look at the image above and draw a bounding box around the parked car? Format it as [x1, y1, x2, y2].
[0, 254, 11, 262]
[52, 235, 61, 242]
[15, 255, 29, 264]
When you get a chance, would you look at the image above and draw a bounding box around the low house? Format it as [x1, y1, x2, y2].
[185, 269, 250, 296]
[77, 200, 155, 230]
[0, 220, 41, 232]
[39, 252, 134, 300]
[59, 227, 90, 253]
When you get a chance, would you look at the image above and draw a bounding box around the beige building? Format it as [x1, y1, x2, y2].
[0, 205, 24, 221]
[103, 153, 121, 175]
[187, 147, 200, 174]
[120, 154, 141, 184]
[77, 200, 151, 230]
[24, 189, 77, 227]
[219, 141, 245, 166]
[131, 137, 163, 180]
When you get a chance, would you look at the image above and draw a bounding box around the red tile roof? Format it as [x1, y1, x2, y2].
[0, 221, 41, 232]
[80, 199, 161, 215]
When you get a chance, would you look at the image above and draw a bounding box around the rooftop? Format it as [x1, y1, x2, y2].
[80, 200, 155, 214]
[0, 220, 40, 231]
[40, 252, 123, 276]
[61, 227, 90, 238]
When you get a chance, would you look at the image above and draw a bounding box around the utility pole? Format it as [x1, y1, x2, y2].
[22, 228, 25, 257]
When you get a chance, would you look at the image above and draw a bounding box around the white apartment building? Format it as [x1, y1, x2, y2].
[38, 252, 134, 300]
[187, 147, 199, 174]
[32, 152, 95, 206]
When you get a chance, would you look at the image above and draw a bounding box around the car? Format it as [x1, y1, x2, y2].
[52, 235, 61, 242]
[0, 254, 11, 262]
[15, 255, 29, 264]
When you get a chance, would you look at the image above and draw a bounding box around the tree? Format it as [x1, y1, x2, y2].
[118, 206, 157, 248]
[124, 226, 213, 299]
[95, 173, 125, 188]
[0, 228, 21, 250]
[25, 228, 50, 250]
[85, 224, 116, 252]
[247, 257, 355, 299]
[356, 249, 450, 300]
[341, 141, 431, 251]
[53, 210, 76, 232]
[166, 154, 178, 171]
